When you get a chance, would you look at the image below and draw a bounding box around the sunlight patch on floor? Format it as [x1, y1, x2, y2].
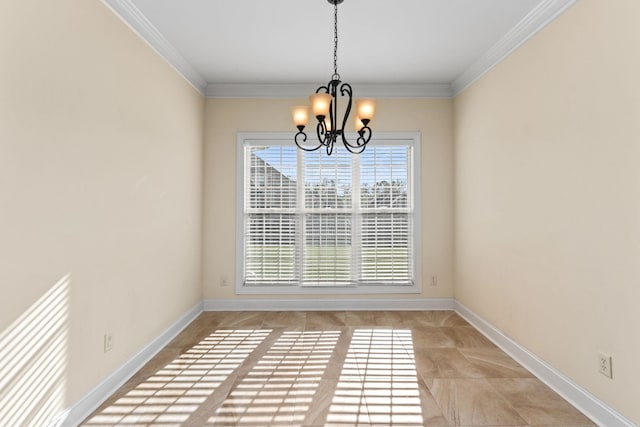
[84, 329, 271, 425]
[327, 328, 423, 426]
[207, 330, 341, 425]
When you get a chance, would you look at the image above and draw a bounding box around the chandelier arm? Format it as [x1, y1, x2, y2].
[330, 83, 337, 140]
[339, 82, 353, 141]
[314, 83, 332, 148]
[316, 119, 325, 142]
[341, 134, 367, 154]
[295, 130, 322, 152]
[326, 141, 334, 156]
[341, 135, 367, 150]
[342, 124, 372, 150]
[343, 143, 366, 154]
[357, 125, 373, 146]
[316, 120, 332, 148]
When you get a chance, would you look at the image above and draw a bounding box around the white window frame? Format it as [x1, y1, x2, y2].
[235, 132, 422, 295]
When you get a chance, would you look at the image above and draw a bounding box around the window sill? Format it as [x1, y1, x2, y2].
[236, 283, 422, 295]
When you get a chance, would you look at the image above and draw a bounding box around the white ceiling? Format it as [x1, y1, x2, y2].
[105, 0, 576, 97]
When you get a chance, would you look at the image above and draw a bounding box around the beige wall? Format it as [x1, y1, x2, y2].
[454, 0, 640, 423]
[203, 98, 454, 300]
[0, 0, 204, 418]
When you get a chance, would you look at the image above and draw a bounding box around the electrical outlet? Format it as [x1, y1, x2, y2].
[598, 352, 612, 378]
[104, 333, 113, 353]
[220, 276, 228, 287]
[430, 276, 438, 286]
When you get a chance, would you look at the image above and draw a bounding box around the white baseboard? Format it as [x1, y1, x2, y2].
[454, 301, 637, 427]
[55, 302, 203, 427]
[203, 297, 455, 312]
[53, 298, 635, 427]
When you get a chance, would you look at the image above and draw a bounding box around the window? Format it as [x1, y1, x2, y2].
[236, 132, 421, 294]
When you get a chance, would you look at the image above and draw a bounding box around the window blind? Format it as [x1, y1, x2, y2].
[244, 146, 298, 286]
[241, 137, 416, 290]
[359, 146, 412, 284]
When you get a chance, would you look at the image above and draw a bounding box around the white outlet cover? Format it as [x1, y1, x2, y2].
[104, 333, 113, 353]
[598, 352, 612, 378]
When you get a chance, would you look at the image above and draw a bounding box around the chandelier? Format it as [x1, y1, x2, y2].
[292, 0, 376, 155]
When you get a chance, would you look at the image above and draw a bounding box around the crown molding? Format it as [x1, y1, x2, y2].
[451, 0, 578, 96]
[102, 0, 577, 99]
[101, 0, 207, 94]
[205, 83, 453, 99]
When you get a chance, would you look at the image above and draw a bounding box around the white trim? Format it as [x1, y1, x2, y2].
[236, 132, 422, 295]
[410, 133, 422, 299]
[235, 285, 421, 295]
[236, 132, 246, 301]
[454, 301, 637, 427]
[203, 297, 454, 312]
[451, 0, 578, 95]
[100, 0, 207, 94]
[206, 83, 452, 99]
[55, 303, 203, 427]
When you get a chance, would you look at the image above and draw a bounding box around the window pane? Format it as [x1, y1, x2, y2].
[244, 213, 297, 284]
[249, 146, 297, 209]
[361, 213, 411, 283]
[360, 146, 409, 208]
[303, 213, 352, 285]
[304, 147, 352, 209]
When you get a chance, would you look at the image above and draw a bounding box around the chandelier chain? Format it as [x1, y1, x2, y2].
[333, 1, 339, 78]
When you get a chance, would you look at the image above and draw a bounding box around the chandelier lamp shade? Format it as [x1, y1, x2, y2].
[292, 0, 376, 155]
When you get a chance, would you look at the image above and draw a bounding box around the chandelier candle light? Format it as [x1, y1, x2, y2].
[292, 0, 376, 155]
